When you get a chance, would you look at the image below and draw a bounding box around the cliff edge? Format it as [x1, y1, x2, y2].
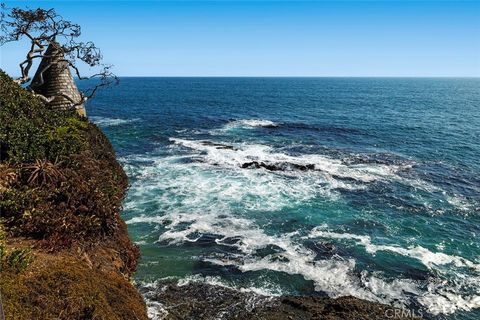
[0, 70, 148, 319]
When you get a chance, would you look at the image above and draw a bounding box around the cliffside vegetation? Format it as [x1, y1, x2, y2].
[0, 71, 148, 319]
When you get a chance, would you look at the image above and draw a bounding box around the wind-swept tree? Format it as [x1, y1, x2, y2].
[0, 4, 117, 108]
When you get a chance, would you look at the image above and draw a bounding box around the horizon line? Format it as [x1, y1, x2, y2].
[6, 73, 480, 79]
[96, 75, 480, 78]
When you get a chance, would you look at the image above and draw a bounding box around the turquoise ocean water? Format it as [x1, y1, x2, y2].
[83, 78, 480, 319]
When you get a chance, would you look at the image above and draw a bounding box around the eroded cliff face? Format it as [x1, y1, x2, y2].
[1, 234, 148, 319]
[0, 70, 148, 319]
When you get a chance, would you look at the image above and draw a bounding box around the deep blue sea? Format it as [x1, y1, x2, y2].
[82, 78, 480, 319]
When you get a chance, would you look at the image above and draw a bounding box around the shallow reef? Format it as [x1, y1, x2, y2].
[141, 280, 419, 320]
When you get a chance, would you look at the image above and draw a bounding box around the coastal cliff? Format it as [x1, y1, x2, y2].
[0, 71, 418, 320]
[0, 70, 148, 319]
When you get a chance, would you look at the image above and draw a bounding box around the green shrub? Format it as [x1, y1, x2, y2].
[3, 247, 33, 273]
[0, 223, 33, 273]
[0, 70, 87, 163]
[0, 70, 129, 249]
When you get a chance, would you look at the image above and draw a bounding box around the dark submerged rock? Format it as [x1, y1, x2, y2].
[241, 161, 316, 172]
[200, 140, 238, 150]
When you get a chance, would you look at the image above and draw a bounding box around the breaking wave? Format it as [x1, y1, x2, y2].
[308, 226, 480, 272]
[90, 116, 140, 127]
[122, 134, 479, 318]
[225, 119, 279, 128]
[128, 208, 480, 315]
[169, 137, 422, 187]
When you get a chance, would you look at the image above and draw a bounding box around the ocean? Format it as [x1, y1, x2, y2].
[82, 77, 480, 320]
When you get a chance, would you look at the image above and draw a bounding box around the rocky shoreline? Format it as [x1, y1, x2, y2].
[141, 280, 419, 320]
[0, 70, 421, 319]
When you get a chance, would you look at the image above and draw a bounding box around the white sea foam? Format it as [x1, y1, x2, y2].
[203, 231, 421, 307]
[304, 226, 480, 314]
[446, 194, 476, 213]
[145, 300, 168, 320]
[308, 226, 480, 272]
[128, 198, 480, 316]
[170, 138, 417, 186]
[123, 138, 480, 317]
[140, 281, 169, 320]
[202, 223, 480, 315]
[126, 215, 166, 225]
[127, 203, 418, 308]
[419, 288, 480, 315]
[227, 119, 279, 128]
[176, 274, 284, 296]
[122, 149, 333, 216]
[90, 116, 139, 127]
[209, 119, 279, 135]
[170, 137, 470, 215]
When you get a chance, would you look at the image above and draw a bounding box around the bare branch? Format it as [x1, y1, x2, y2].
[30, 91, 55, 104]
[30, 62, 53, 88]
[1, 4, 117, 108]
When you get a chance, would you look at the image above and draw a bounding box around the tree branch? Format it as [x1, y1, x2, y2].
[1, 5, 117, 108]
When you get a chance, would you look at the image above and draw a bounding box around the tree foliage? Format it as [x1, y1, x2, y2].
[0, 4, 118, 107]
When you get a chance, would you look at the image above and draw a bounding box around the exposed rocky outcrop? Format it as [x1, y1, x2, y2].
[241, 161, 315, 171]
[141, 281, 420, 320]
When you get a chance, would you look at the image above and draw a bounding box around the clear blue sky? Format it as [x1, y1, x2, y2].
[1, 1, 479, 77]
